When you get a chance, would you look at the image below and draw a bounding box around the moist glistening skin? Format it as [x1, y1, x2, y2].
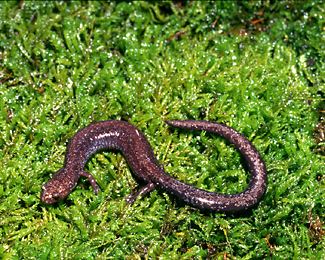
[41, 120, 267, 212]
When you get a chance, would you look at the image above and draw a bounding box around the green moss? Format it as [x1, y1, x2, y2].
[0, 1, 324, 259]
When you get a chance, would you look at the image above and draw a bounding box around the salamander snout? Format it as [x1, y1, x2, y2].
[41, 168, 77, 204]
[41, 185, 63, 204]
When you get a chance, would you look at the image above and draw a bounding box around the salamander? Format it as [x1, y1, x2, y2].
[41, 120, 267, 212]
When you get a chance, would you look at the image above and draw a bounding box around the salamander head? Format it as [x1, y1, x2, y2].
[41, 168, 77, 204]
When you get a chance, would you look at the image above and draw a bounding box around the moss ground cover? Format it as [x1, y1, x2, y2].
[0, 1, 324, 258]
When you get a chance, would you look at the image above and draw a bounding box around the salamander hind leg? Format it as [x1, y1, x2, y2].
[126, 182, 156, 204]
[80, 171, 100, 194]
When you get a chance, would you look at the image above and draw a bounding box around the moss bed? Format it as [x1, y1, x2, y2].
[0, 1, 324, 258]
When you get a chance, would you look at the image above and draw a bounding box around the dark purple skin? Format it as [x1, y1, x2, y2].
[41, 120, 267, 212]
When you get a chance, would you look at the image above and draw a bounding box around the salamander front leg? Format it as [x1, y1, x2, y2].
[80, 171, 100, 194]
[126, 182, 156, 204]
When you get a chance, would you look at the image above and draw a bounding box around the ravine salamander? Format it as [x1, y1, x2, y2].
[41, 120, 267, 212]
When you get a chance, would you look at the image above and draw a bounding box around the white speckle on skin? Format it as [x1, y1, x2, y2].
[95, 131, 120, 139]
